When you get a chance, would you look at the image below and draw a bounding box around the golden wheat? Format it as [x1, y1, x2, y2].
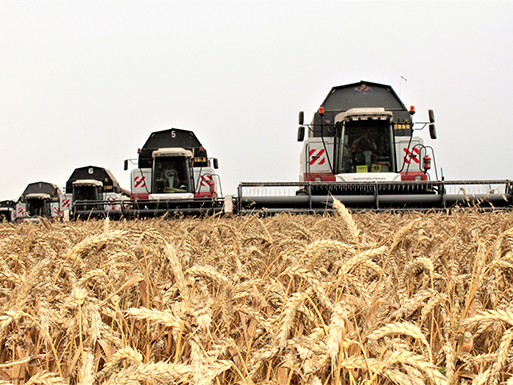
[2, 207, 513, 384]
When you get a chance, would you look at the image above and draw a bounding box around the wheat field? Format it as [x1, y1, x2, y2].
[1, 203, 513, 385]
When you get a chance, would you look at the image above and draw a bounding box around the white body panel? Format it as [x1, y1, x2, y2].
[149, 193, 194, 200]
[336, 173, 402, 182]
[153, 148, 192, 157]
[50, 201, 61, 218]
[299, 137, 334, 181]
[62, 194, 72, 212]
[193, 166, 220, 197]
[104, 192, 128, 213]
[395, 137, 424, 172]
[15, 202, 26, 220]
[131, 169, 152, 197]
[335, 107, 393, 122]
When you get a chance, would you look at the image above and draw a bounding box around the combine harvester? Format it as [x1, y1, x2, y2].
[121, 128, 227, 216]
[14, 182, 67, 221]
[0, 200, 15, 222]
[237, 81, 512, 213]
[40, 80, 510, 219]
[66, 166, 130, 219]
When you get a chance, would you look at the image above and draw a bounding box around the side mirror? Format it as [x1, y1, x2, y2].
[299, 111, 304, 125]
[297, 126, 305, 142]
[429, 124, 437, 140]
[123, 159, 128, 170]
[213, 158, 219, 169]
[428, 109, 435, 123]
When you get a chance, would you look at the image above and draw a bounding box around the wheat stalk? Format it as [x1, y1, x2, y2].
[368, 322, 433, 363]
[332, 198, 360, 243]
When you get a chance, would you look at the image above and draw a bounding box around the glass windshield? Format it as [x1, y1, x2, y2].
[338, 121, 395, 174]
[73, 186, 103, 211]
[27, 198, 49, 217]
[73, 185, 102, 201]
[153, 157, 192, 194]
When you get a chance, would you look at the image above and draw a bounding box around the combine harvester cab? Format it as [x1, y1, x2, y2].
[0, 200, 16, 222]
[238, 81, 513, 213]
[124, 128, 227, 216]
[15, 182, 67, 221]
[65, 166, 130, 219]
[298, 81, 433, 189]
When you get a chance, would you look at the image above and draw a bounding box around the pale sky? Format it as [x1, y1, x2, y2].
[1, 1, 512, 200]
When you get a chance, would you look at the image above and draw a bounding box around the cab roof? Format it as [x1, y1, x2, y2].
[142, 129, 203, 152]
[321, 81, 408, 115]
[138, 128, 206, 169]
[20, 182, 62, 200]
[66, 166, 123, 193]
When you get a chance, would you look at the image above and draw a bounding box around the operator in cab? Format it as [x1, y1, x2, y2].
[352, 127, 378, 165]
[155, 161, 188, 193]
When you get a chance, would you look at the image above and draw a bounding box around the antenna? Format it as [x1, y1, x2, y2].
[399, 75, 407, 96]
